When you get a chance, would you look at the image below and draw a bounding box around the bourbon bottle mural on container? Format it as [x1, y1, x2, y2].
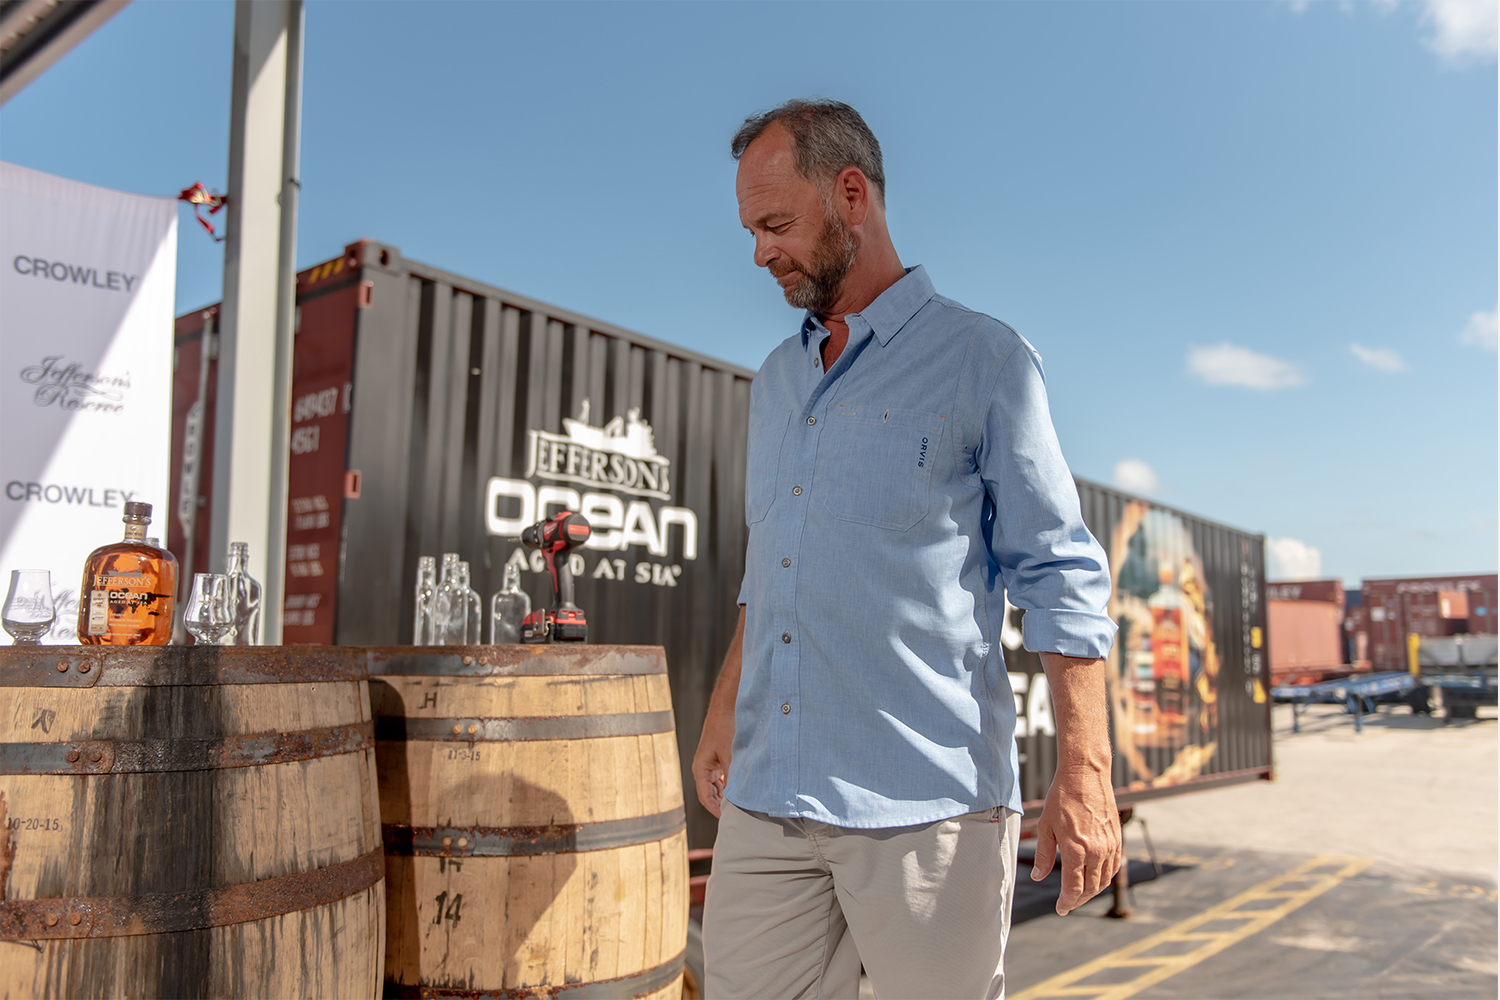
[76, 501, 177, 644]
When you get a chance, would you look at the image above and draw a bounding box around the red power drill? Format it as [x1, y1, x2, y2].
[518, 510, 592, 643]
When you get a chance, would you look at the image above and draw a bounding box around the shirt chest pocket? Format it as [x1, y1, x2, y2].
[746, 410, 791, 525]
[818, 406, 945, 530]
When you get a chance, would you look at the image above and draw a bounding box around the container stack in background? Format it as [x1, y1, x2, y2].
[1346, 574, 1499, 673]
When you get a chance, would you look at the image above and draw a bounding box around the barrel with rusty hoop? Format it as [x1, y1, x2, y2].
[0, 646, 385, 998]
[370, 645, 688, 999]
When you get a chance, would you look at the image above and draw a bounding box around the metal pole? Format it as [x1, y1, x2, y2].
[211, 0, 301, 643]
[263, 0, 303, 645]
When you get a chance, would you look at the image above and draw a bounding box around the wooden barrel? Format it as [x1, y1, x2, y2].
[369, 645, 688, 1000]
[0, 646, 385, 999]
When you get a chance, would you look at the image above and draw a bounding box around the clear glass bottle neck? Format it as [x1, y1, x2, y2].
[227, 549, 247, 573]
[505, 566, 522, 593]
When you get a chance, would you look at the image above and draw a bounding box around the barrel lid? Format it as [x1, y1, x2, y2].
[0, 646, 368, 687]
[366, 644, 667, 677]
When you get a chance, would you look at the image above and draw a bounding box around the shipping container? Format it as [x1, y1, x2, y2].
[1003, 481, 1272, 818]
[172, 240, 1273, 845]
[1357, 574, 1499, 673]
[1266, 580, 1343, 605]
[1264, 578, 1346, 685]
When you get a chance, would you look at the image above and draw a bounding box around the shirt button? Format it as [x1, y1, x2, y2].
[781, 557, 791, 568]
[807, 416, 816, 426]
[782, 702, 791, 715]
[792, 485, 803, 496]
[781, 632, 791, 644]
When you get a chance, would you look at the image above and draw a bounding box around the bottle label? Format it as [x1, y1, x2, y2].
[90, 573, 164, 634]
[88, 591, 108, 635]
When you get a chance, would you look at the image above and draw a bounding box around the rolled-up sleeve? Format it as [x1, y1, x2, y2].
[978, 343, 1117, 659]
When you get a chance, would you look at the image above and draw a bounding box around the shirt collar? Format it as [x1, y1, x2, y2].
[799, 265, 936, 348]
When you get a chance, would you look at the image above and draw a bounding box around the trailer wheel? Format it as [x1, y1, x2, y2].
[682, 917, 705, 999]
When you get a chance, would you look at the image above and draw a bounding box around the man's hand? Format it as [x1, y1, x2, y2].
[1030, 652, 1123, 915]
[1030, 763, 1121, 914]
[692, 605, 746, 818]
[693, 709, 733, 818]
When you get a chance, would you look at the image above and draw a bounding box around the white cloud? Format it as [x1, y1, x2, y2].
[1349, 343, 1407, 372]
[1267, 537, 1323, 581]
[1291, 0, 1495, 64]
[1112, 458, 1160, 495]
[1418, 0, 1497, 61]
[1186, 342, 1307, 391]
[1459, 308, 1497, 350]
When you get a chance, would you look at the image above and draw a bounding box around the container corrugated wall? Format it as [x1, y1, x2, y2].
[1006, 479, 1272, 816]
[335, 242, 752, 850]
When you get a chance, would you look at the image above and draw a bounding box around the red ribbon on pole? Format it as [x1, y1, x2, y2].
[178, 183, 228, 242]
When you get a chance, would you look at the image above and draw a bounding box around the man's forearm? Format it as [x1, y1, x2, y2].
[692, 605, 746, 816]
[707, 606, 746, 723]
[1033, 651, 1121, 913]
[1039, 652, 1111, 772]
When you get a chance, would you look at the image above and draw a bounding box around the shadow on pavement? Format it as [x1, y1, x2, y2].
[1011, 856, 1188, 925]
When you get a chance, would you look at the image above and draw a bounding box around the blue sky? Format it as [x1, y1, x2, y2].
[2, 0, 1494, 585]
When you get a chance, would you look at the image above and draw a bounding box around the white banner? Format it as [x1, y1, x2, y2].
[0, 162, 177, 643]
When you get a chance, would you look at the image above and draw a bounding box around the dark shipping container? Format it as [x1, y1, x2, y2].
[1003, 482, 1272, 820]
[171, 240, 1273, 843]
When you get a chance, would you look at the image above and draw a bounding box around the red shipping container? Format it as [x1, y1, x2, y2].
[1268, 600, 1343, 674]
[1361, 575, 1498, 672]
[169, 249, 364, 644]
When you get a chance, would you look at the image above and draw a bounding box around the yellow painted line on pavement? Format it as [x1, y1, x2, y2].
[1011, 854, 1373, 1000]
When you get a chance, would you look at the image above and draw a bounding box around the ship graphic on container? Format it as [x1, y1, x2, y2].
[525, 400, 670, 497]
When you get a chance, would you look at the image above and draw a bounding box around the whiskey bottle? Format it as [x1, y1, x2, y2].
[77, 502, 177, 645]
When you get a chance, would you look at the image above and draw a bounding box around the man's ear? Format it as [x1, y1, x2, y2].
[836, 167, 870, 225]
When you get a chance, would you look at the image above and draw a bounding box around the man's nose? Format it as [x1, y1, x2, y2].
[753, 237, 778, 269]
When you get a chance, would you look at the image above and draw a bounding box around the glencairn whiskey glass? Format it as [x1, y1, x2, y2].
[3, 569, 56, 644]
[184, 573, 234, 645]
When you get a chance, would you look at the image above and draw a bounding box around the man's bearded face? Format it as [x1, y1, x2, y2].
[768, 203, 859, 314]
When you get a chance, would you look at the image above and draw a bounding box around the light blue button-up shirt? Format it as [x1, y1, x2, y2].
[728, 265, 1116, 829]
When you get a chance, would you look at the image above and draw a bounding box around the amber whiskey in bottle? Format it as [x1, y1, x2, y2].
[77, 502, 178, 645]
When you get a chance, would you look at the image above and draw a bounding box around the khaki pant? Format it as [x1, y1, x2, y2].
[703, 801, 1021, 1000]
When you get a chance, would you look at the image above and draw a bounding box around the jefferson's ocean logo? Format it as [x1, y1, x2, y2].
[525, 400, 671, 500]
[488, 400, 698, 566]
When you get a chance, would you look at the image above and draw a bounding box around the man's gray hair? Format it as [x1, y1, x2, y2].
[731, 99, 885, 205]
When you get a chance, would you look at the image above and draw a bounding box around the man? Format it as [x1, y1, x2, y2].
[693, 99, 1122, 1000]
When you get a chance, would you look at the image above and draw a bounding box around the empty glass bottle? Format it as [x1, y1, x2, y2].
[225, 542, 262, 645]
[432, 553, 464, 644]
[490, 563, 531, 644]
[412, 555, 436, 645]
[458, 561, 483, 644]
